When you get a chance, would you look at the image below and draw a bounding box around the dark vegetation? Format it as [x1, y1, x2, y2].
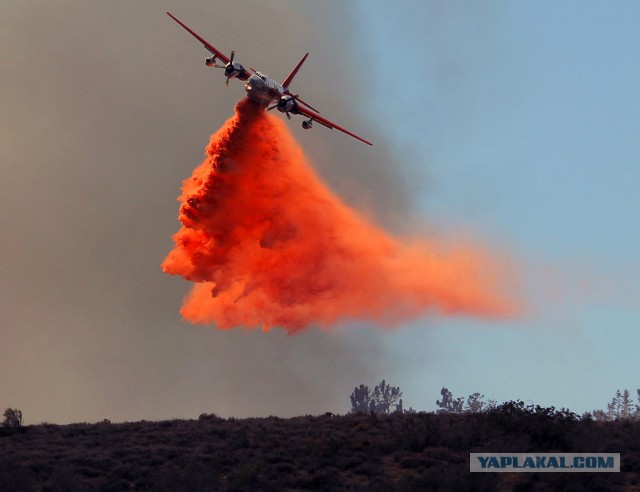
[2, 408, 22, 428]
[2, 385, 637, 491]
[0, 406, 635, 491]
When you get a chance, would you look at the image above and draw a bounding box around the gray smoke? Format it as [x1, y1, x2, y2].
[0, 1, 407, 423]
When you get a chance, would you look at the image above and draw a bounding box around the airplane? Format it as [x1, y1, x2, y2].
[166, 12, 373, 146]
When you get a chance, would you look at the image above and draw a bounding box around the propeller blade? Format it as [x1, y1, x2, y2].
[229, 50, 235, 64]
[225, 76, 230, 87]
[286, 111, 291, 120]
[267, 105, 278, 111]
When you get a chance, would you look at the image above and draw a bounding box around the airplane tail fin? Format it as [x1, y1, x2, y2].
[281, 53, 308, 89]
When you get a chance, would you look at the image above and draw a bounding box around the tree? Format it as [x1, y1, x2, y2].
[591, 409, 608, 422]
[350, 380, 403, 415]
[465, 392, 485, 413]
[2, 408, 22, 428]
[588, 388, 640, 421]
[370, 380, 403, 414]
[606, 394, 617, 420]
[350, 384, 372, 414]
[621, 389, 632, 419]
[436, 387, 464, 414]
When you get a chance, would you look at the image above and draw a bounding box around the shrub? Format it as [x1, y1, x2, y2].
[2, 408, 22, 428]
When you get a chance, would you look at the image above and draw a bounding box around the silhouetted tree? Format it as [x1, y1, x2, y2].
[588, 388, 640, 421]
[485, 399, 498, 411]
[2, 408, 22, 428]
[350, 384, 372, 413]
[436, 387, 464, 414]
[371, 380, 403, 414]
[402, 404, 418, 414]
[606, 395, 616, 420]
[465, 392, 485, 413]
[621, 390, 633, 419]
[591, 409, 608, 422]
[350, 380, 403, 414]
[435, 387, 500, 414]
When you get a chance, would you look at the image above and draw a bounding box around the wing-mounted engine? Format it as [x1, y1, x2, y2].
[266, 95, 299, 119]
[276, 95, 297, 114]
[268, 93, 321, 123]
[223, 51, 249, 85]
[204, 51, 249, 83]
[224, 62, 248, 81]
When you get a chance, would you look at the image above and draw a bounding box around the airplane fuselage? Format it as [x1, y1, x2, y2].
[243, 71, 285, 108]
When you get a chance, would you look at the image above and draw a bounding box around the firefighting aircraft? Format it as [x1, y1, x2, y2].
[167, 12, 373, 146]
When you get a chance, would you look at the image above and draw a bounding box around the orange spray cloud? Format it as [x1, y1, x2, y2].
[162, 99, 519, 333]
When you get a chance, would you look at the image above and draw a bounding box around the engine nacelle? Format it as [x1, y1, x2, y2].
[277, 95, 297, 114]
[224, 62, 249, 81]
[302, 119, 313, 130]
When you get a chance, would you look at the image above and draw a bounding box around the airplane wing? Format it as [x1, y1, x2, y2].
[296, 105, 373, 146]
[166, 12, 230, 65]
[282, 53, 308, 90]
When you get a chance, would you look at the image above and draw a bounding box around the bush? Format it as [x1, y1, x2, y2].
[2, 408, 22, 428]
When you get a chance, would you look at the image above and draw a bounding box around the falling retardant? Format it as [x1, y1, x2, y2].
[162, 99, 520, 334]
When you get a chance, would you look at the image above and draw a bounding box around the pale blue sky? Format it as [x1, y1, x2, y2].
[347, 1, 640, 413]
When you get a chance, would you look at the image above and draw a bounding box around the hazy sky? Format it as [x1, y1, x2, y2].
[1, 1, 639, 423]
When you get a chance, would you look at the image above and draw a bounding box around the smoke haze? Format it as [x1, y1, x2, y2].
[3, 0, 636, 422]
[0, 1, 407, 424]
[0, 1, 531, 424]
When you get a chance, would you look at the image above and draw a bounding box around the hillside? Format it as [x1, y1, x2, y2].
[0, 410, 636, 491]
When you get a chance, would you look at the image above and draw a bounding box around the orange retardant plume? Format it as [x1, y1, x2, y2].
[162, 99, 519, 334]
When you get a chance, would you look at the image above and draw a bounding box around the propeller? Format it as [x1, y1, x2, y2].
[267, 104, 291, 119]
[225, 50, 235, 87]
[268, 96, 295, 120]
[266, 104, 289, 119]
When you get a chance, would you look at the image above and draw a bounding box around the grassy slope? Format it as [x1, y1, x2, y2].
[0, 411, 637, 491]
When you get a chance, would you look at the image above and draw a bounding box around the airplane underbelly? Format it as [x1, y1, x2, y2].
[244, 77, 273, 108]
